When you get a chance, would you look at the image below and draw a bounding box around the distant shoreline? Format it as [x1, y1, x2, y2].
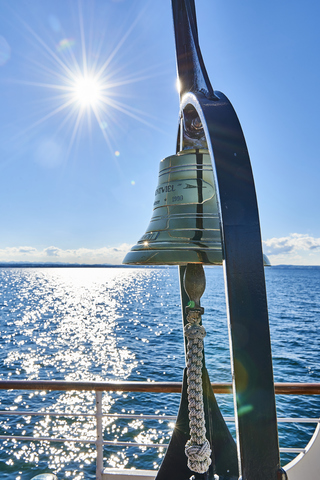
[0, 263, 319, 269]
[0, 263, 169, 268]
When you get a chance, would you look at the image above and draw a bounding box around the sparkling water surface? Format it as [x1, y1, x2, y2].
[0, 266, 319, 479]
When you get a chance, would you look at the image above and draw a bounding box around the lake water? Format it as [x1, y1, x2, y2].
[0, 266, 319, 479]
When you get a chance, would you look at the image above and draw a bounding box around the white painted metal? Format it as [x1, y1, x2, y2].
[1, 392, 320, 479]
[285, 422, 320, 479]
[102, 468, 156, 480]
[30, 475, 58, 480]
[96, 391, 104, 480]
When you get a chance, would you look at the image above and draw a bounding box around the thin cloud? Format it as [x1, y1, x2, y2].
[263, 234, 320, 256]
[2, 234, 319, 266]
[0, 246, 38, 255]
[0, 244, 133, 265]
[263, 233, 320, 265]
[44, 246, 61, 257]
[18, 246, 38, 254]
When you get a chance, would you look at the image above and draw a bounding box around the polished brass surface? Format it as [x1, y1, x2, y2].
[123, 149, 223, 265]
[263, 253, 271, 266]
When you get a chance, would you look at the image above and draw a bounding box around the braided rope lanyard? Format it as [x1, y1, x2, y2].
[184, 304, 212, 474]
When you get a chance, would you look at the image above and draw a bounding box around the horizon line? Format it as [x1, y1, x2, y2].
[0, 262, 319, 269]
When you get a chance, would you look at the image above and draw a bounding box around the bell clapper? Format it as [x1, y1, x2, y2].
[183, 263, 212, 475]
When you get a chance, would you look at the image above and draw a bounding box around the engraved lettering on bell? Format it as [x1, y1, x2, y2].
[155, 184, 176, 195]
[184, 183, 203, 189]
[154, 179, 214, 208]
[140, 232, 159, 242]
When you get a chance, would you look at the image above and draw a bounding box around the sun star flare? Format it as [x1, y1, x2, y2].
[71, 74, 103, 109]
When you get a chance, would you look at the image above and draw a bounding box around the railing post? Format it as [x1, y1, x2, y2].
[95, 391, 103, 480]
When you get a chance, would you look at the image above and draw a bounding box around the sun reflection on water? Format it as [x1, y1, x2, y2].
[0, 267, 184, 478]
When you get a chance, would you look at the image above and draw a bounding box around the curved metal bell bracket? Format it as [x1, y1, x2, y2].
[156, 2, 282, 480]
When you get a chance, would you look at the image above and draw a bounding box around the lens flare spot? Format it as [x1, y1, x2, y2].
[0, 36, 11, 66]
[48, 15, 61, 33]
[57, 38, 75, 52]
[115, 151, 120, 157]
[35, 137, 64, 168]
[238, 404, 254, 416]
[131, 180, 135, 186]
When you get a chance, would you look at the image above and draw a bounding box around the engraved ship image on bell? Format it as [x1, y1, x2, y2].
[123, 149, 223, 265]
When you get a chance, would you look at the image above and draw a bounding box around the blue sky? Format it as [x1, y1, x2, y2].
[0, 0, 319, 265]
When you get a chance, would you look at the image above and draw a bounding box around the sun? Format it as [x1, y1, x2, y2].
[13, 2, 165, 155]
[71, 74, 102, 109]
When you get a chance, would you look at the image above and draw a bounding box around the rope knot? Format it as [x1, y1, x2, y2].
[185, 438, 212, 473]
[184, 323, 206, 340]
[186, 311, 201, 323]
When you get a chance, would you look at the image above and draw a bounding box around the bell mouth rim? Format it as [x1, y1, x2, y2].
[122, 248, 223, 266]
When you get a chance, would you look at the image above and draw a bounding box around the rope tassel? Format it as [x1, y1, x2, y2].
[184, 309, 212, 474]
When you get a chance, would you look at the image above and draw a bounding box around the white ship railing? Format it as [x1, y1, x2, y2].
[0, 380, 319, 480]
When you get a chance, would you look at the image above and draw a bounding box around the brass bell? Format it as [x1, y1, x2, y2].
[123, 149, 223, 265]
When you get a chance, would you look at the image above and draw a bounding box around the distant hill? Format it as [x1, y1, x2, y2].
[271, 264, 320, 269]
[0, 262, 169, 268]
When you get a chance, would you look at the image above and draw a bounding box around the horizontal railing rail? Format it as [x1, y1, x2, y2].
[0, 411, 177, 420]
[1, 380, 320, 394]
[1, 380, 320, 479]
